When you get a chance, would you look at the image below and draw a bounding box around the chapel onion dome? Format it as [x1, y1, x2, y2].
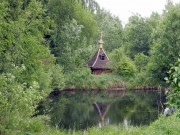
[98, 33, 104, 48]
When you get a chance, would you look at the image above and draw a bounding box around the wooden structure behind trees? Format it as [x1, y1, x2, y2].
[88, 34, 112, 74]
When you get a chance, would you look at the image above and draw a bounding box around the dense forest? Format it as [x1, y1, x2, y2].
[0, 0, 180, 134]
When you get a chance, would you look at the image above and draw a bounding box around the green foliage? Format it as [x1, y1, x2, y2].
[79, 0, 100, 13]
[127, 72, 152, 89]
[146, 12, 161, 46]
[124, 15, 152, 58]
[47, 0, 98, 73]
[109, 47, 126, 69]
[73, 3, 98, 42]
[52, 19, 95, 72]
[0, 0, 55, 93]
[95, 9, 124, 52]
[0, 69, 43, 131]
[46, 0, 75, 24]
[50, 64, 65, 90]
[148, 114, 180, 135]
[117, 57, 137, 77]
[1, 0, 180, 134]
[109, 47, 136, 78]
[165, 58, 180, 114]
[92, 74, 124, 89]
[134, 53, 148, 72]
[146, 12, 161, 29]
[147, 3, 180, 84]
[66, 70, 124, 89]
[66, 68, 94, 89]
[5, 113, 180, 135]
[54, 19, 84, 71]
[0, 0, 64, 133]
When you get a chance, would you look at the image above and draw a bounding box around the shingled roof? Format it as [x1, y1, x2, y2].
[88, 48, 109, 69]
[88, 34, 110, 69]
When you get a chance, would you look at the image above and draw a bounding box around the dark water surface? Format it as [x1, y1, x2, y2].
[40, 90, 165, 130]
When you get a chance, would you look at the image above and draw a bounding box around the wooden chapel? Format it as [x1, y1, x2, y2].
[88, 34, 111, 75]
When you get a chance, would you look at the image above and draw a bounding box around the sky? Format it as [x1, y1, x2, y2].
[95, 0, 180, 25]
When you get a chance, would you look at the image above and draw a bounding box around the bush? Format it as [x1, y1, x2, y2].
[50, 64, 65, 90]
[148, 114, 180, 135]
[108, 47, 126, 69]
[134, 53, 148, 72]
[117, 58, 137, 77]
[0, 66, 43, 133]
[65, 68, 94, 89]
[127, 72, 151, 89]
[165, 58, 180, 116]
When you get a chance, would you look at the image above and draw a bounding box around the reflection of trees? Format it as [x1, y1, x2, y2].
[48, 96, 70, 128]
[107, 92, 161, 126]
[130, 93, 159, 126]
[107, 95, 136, 123]
[130, 106, 151, 126]
[42, 91, 163, 129]
[61, 101, 96, 129]
[47, 92, 114, 129]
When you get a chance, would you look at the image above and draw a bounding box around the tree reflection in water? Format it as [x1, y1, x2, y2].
[39, 91, 164, 130]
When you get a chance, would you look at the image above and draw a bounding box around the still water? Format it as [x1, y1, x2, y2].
[40, 90, 165, 130]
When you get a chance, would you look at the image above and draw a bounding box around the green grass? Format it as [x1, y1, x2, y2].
[65, 70, 158, 90]
[91, 73, 125, 89]
[5, 113, 180, 135]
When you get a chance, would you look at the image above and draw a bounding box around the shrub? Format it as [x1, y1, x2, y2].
[0, 66, 43, 132]
[50, 64, 65, 90]
[127, 72, 151, 89]
[134, 53, 148, 72]
[165, 58, 180, 116]
[117, 58, 137, 77]
[65, 68, 94, 89]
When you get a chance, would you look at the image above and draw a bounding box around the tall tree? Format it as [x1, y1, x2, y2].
[78, 0, 100, 13]
[124, 15, 152, 59]
[147, 3, 180, 83]
[0, 0, 56, 92]
[46, 0, 97, 72]
[146, 12, 161, 47]
[0, 0, 65, 131]
[95, 9, 124, 52]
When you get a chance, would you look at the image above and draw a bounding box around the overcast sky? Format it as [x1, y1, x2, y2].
[95, 0, 180, 25]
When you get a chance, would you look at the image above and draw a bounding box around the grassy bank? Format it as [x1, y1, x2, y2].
[65, 70, 161, 90]
[5, 113, 180, 135]
[65, 72, 126, 90]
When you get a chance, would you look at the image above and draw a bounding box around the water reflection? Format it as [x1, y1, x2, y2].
[94, 102, 111, 127]
[40, 91, 164, 130]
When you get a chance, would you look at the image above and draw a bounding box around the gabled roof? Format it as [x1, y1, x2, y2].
[88, 48, 109, 69]
[88, 33, 110, 69]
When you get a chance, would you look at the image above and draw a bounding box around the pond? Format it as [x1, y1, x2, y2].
[38, 90, 165, 130]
